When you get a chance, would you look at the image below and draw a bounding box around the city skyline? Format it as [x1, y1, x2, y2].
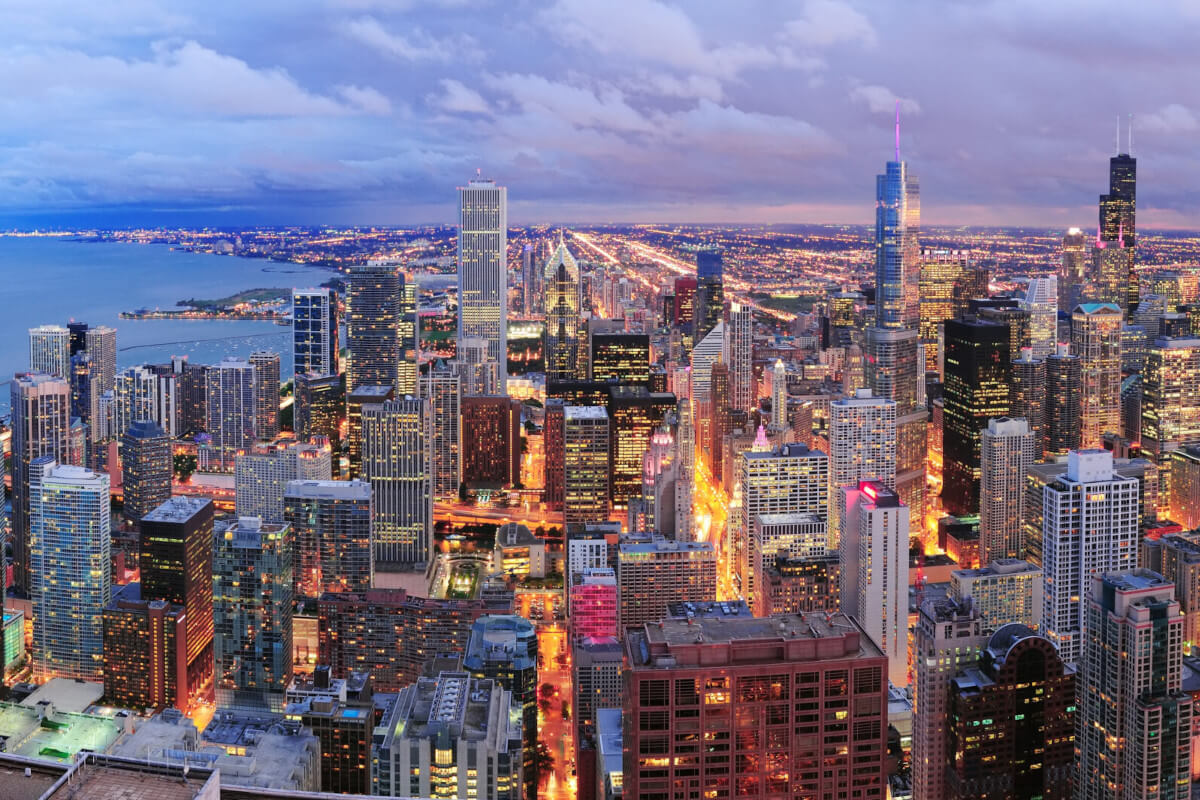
[2, 1, 1200, 229]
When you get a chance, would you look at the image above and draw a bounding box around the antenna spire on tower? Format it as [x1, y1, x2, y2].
[894, 100, 901, 162]
[1128, 113, 1134, 156]
[1116, 114, 1121, 156]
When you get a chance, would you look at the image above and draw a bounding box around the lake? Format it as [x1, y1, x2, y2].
[0, 237, 337, 414]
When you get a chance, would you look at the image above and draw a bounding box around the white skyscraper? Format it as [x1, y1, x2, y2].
[839, 480, 909, 688]
[115, 365, 178, 438]
[457, 177, 508, 387]
[1021, 275, 1058, 360]
[83, 326, 117, 394]
[29, 324, 70, 379]
[235, 441, 333, 523]
[674, 399, 695, 541]
[828, 388, 897, 549]
[362, 397, 433, 569]
[727, 302, 754, 413]
[688, 320, 726, 404]
[420, 361, 462, 501]
[1041, 449, 1139, 664]
[979, 417, 1036, 564]
[204, 358, 257, 471]
[769, 359, 787, 430]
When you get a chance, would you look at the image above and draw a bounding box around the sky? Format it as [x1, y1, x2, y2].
[1, 0, 1198, 229]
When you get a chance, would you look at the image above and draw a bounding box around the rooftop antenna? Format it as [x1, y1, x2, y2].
[1128, 113, 1134, 156]
[1115, 114, 1121, 156]
[894, 100, 901, 162]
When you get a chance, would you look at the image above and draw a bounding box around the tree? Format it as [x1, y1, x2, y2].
[534, 742, 555, 781]
[174, 453, 197, 482]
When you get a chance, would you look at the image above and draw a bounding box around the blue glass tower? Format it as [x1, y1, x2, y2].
[292, 288, 339, 379]
[874, 159, 920, 330]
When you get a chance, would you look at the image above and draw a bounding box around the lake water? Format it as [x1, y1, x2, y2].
[0, 237, 336, 414]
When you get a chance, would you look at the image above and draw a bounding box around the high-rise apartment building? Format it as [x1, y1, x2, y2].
[876, 149, 921, 329]
[140, 496, 215, 704]
[213, 516, 294, 711]
[1041, 449, 1139, 664]
[1077, 570, 1191, 800]
[81, 325, 117, 394]
[912, 596, 987, 800]
[285, 669, 374, 795]
[346, 263, 401, 394]
[1021, 275, 1058, 359]
[294, 372, 343, 444]
[918, 248, 968, 368]
[624, 611, 888, 800]
[838, 480, 909, 687]
[616, 534, 716, 630]
[204, 357, 257, 470]
[1141, 335, 1200, 512]
[563, 405, 610, 525]
[571, 635, 622, 777]
[949, 558, 1043, 634]
[10, 372, 72, 593]
[828, 388, 897, 545]
[1142, 532, 1200, 656]
[945, 625, 1075, 800]
[942, 317, 1011, 516]
[694, 249, 724, 344]
[1060, 227, 1089, 311]
[420, 360, 462, 501]
[865, 325, 927, 534]
[121, 419, 172, 523]
[284, 479, 373, 597]
[1072, 303, 1122, 449]
[30, 459, 111, 681]
[29, 324, 70, 378]
[235, 440, 332, 523]
[249, 350, 281, 441]
[361, 397, 432, 569]
[727, 301, 754, 412]
[460, 395, 521, 488]
[544, 238, 581, 383]
[345, 383, 393, 479]
[457, 177, 508, 386]
[292, 288, 339, 378]
[1045, 342, 1082, 455]
[115, 364, 178, 439]
[979, 417, 1035, 563]
[569, 567, 617, 641]
[102, 582, 189, 712]
[1010, 347, 1047, 457]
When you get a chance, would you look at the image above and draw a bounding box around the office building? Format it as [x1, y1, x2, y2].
[213, 516, 294, 711]
[1072, 303, 1122, 449]
[572, 636, 622, 777]
[727, 301, 754, 412]
[569, 567, 617, 641]
[75, 324, 117, 394]
[421, 360, 462, 501]
[1010, 347, 1047, 457]
[675, 398, 695, 540]
[520, 242, 540, 317]
[463, 615, 538, 799]
[398, 278, 418, 395]
[1045, 342, 1082, 455]
[564, 405, 610, 525]
[374, 670, 523, 800]
[942, 317, 1010, 516]
[29, 324, 70, 378]
[946, 625, 1075, 800]
[1060, 227, 1089, 310]
[169, 356, 208, 434]
[979, 302, 1032, 360]
[458, 176, 508, 386]
[102, 582, 188, 712]
[828, 388, 897, 545]
[115, 364, 178, 438]
[607, 386, 674, 508]
[1021, 274, 1058, 359]
[345, 383, 392, 478]
[694, 249, 724, 343]
[545, 237, 582, 383]
[759, 553, 840, 616]
[591, 333, 651, 385]
[624, 611, 888, 800]
[318, 588, 511, 692]
[361, 397, 432, 569]
[1077, 570, 1191, 800]
[234, 440, 332, 523]
[565, 523, 614, 616]
[284, 479, 373, 597]
[876, 146, 920, 329]
[346, 263, 401, 394]
[204, 357, 257, 470]
[1167, 446, 1200, 529]
[292, 288, 339, 378]
[30, 460, 111, 681]
[456, 335, 502, 396]
[617, 534, 716, 630]
[10, 373, 72, 593]
[1142, 533, 1200, 656]
[918, 248, 968, 368]
[249, 350, 281, 441]
[294, 372, 342, 444]
[492, 523, 547, 578]
[708, 359, 731, 479]
[979, 417, 1035, 564]
[284, 669, 374, 795]
[949, 558, 1043, 634]
[140, 496, 215, 705]
[912, 596, 987, 800]
[120, 419, 172, 523]
[544, 398, 565, 511]
[1141, 335, 1200, 511]
[1041, 450, 1139, 664]
[69, 352, 100, 445]
[461, 395, 521, 488]
[865, 325, 927, 534]
[838, 480, 909, 687]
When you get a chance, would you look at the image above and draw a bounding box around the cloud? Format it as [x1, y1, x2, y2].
[337, 84, 393, 114]
[341, 15, 475, 62]
[784, 0, 877, 48]
[1139, 103, 1198, 134]
[850, 84, 920, 114]
[431, 79, 489, 114]
[483, 73, 655, 134]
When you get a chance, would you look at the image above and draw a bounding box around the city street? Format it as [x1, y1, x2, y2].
[535, 614, 576, 800]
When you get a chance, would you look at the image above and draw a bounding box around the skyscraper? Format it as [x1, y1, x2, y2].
[521, 242, 540, 317]
[28, 324, 70, 378]
[115, 364, 178, 439]
[675, 398, 695, 541]
[398, 279, 418, 396]
[1009, 347, 1047, 458]
[1100, 145, 1136, 247]
[563, 405, 609, 525]
[10, 372, 72, 593]
[1041, 449, 1139, 664]
[420, 360, 462, 501]
[727, 301, 754, 412]
[30, 459, 111, 681]
[979, 417, 1035, 564]
[590, 333, 651, 385]
[616, 534, 717, 629]
[949, 558, 1044, 634]
[1045, 342, 1082, 455]
[284, 479, 373, 597]
[1077, 570, 1191, 800]
[1021, 275, 1058, 359]
[942, 318, 1011, 516]
[875, 144, 921, 329]
[82, 325, 117, 394]
[1141, 334, 1200, 513]
[607, 386, 675, 509]
[694, 249, 724, 343]
[140, 496, 215, 705]
[346, 263, 401, 394]
[213, 516, 294, 711]
[294, 372, 342, 444]
[544, 237, 581, 383]
[121, 419, 172, 523]
[235, 441, 333, 523]
[1072, 303, 1122, 449]
[249, 350, 281, 441]
[292, 288, 339, 377]
[361, 397, 432, 569]
[345, 384, 393, 479]
[828, 388, 897, 547]
[204, 357, 257, 471]
[865, 325, 927, 533]
[457, 176, 508, 387]
[460, 395, 521, 488]
[918, 248, 968, 368]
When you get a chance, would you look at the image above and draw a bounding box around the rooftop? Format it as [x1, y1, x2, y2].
[284, 480, 371, 501]
[1103, 568, 1172, 593]
[20, 679, 104, 715]
[564, 405, 608, 421]
[45, 761, 215, 800]
[142, 496, 212, 524]
[755, 512, 824, 527]
[397, 672, 498, 742]
[618, 533, 715, 557]
[666, 601, 753, 620]
[0, 700, 123, 763]
[952, 558, 1041, 580]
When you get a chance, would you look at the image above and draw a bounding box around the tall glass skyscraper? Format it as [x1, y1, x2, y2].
[292, 288, 339, 378]
[346, 264, 401, 395]
[875, 159, 921, 329]
[544, 238, 581, 383]
[694, 250, 724, 344]
[361, 397, 433, 569]
[457, 177, 508, 387]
